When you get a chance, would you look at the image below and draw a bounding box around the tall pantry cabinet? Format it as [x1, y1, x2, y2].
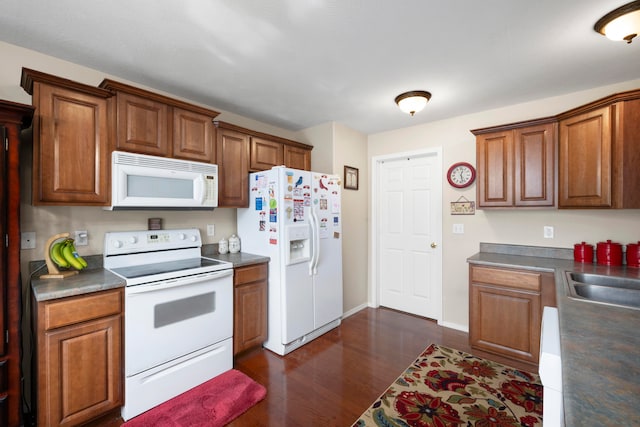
[0, 100, 35, 427]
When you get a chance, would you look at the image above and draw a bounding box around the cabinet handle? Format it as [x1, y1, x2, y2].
[431, 242, 437, 248]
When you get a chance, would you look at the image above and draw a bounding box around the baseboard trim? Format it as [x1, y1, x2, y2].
[440, 320, 468, 333]
[342, 303, 369, 319]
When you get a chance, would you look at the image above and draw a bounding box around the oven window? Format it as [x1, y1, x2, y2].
[127, 175, 193, 199]
[154, 292, 215, 328]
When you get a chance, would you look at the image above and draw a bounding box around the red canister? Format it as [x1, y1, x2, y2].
[626, 242, 640, 267]
[596, 240, 623, 266]
[573, 242, 594, 263]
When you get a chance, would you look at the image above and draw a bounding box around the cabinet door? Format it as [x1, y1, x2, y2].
[284, 145, 311, 171]
[216, 128, 250, 207]
[250, 137, 283, 171]
[514, 123, 555, 206]
[234, 281, 268, 355]
[115, 92, 169, 156]
[172, 107, 215, 163]
[559, 106, 612, 207]
[233, 263, 268, 355]
[39, 315, 122, 427]
[476, 131, 513, 207]
[470, 283, 540, 364]
[34, 83, 110, 205]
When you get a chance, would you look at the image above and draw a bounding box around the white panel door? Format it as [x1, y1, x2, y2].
[378, 153, 442, 320]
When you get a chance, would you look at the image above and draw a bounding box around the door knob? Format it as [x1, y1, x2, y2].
[431, 242, 437, 248]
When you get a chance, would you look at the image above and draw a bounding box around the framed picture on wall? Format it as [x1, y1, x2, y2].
[344, 165, 359, 190]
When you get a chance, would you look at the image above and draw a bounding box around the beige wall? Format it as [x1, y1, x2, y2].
[297, 122, 369, 315]
[368, 80, 640, 330]
[333, 123, 368, 315]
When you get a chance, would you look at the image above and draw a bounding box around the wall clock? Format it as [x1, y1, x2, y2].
[447, 162, 476, 188]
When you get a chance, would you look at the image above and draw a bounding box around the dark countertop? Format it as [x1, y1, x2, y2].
[201, 247, 270, 267]
[31, 268, 125, 302]
[468, 243, 640, 426]
[31, 250, 269, 302]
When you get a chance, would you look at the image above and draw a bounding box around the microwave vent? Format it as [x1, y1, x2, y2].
[114, 151, 217, 174]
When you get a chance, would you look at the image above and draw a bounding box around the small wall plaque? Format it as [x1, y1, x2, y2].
[450, 196, 475, 215]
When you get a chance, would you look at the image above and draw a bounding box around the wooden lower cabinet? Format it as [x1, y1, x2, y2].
[34, 289, 123, 427]
[469, 265, 555, 368]
[233, 263, 268, 355]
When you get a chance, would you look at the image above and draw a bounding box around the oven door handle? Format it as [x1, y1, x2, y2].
[126, 269, 233, 294]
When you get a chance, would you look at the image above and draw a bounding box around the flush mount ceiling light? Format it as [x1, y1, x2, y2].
[395, 90, 432, 116]
[594, 1, 640, 44]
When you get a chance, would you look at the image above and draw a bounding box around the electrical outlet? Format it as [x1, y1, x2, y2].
[207, 224, 215, 236]
[75, 230, 88, 246]
[543, 226, 554, 239]
[21, 232, 36, 249]
[452, 224, 464, 234]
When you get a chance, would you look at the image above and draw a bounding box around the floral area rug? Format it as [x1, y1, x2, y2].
[353, 344, 543, 427]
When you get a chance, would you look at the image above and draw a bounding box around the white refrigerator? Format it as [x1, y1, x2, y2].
[237, 166, 343, 356]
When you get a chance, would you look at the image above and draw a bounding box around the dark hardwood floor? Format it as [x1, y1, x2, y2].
[229, 307, 536, 426]
[101, 307, 536, 426]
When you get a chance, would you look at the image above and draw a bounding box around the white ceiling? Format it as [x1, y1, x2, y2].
[1, 1, 638, 134]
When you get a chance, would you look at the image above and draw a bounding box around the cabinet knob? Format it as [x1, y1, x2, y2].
[431, 242, 437, 248]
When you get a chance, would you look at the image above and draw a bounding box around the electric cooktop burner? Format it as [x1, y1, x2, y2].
[109, 257, 228, 280]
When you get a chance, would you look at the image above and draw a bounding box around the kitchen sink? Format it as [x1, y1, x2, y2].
[566, 272, 640, 310]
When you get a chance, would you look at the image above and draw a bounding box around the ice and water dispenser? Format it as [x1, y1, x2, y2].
[285, 224, 310, 265]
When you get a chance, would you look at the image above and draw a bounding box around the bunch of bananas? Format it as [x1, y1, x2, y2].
[50, 238, 88, 271]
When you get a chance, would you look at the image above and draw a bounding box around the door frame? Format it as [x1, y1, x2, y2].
[369, 147, 443, 323]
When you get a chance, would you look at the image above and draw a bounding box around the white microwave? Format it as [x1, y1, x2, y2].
[107, 151, 218, 210]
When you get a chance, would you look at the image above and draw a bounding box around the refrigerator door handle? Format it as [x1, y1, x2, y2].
[308, 210, 316, 276]
[309, 208, 320, 275]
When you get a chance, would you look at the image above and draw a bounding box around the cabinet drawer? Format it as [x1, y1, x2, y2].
[234, 263, 268, 285]
[471, 266, 541, 292]
[43, 289, 123, 331]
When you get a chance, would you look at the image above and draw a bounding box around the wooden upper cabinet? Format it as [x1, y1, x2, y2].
[250, 137, 284, 171]
[558, 93, 640, 209]
[473, 120, 555, 208]
[112, 91, 169, 156]
[284, 144, 312, 171]
[558, 106, 612, 208]
[99, 79, 219, 162]
[173, 107, 215, 163]
[215, 124, 250, 207]
[476, 130, 513, 207]
[514, 123, 555, 206]
[215, 120, 313, 206]
[21, 68, 111, 206]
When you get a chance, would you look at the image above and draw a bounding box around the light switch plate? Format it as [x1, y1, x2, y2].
[543, 226, 554, 239]
[452, 224, 464, 234]
[21, 231, 36, 249]
[207, 224, 215, 236]
[75, 230, 88, 246]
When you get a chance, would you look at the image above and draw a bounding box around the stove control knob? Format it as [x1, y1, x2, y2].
[189, 235, 197, 242]
[112, 240, 123, 248]
[129, 236, 138, 244]
[178, 233, 186, 240]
